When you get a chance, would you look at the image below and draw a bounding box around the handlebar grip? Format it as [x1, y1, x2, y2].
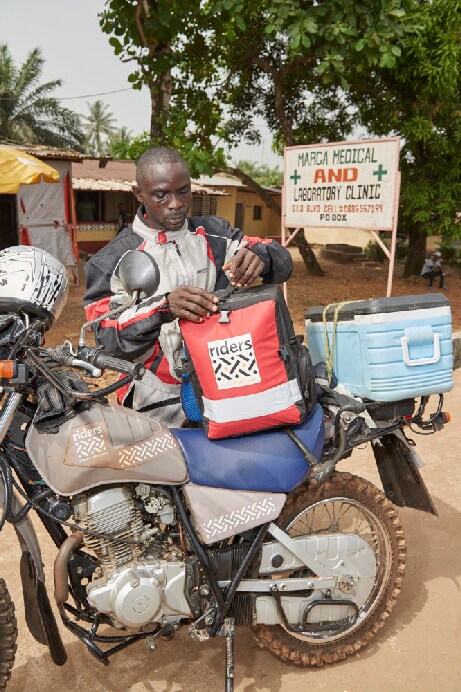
[92, 352, 145, 379]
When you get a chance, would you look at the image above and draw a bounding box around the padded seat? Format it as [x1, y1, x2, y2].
[171, 404, 324, 493]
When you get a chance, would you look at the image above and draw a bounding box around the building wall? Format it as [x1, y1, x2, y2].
[215, 187, 281, 237]
[215, 187, 238, 223]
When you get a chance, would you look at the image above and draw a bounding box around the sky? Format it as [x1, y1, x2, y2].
[1, 0, 282, 168]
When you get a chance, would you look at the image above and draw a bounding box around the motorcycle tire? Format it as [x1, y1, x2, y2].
[0, 578, 17, 690]
[253, 471, 406, 666]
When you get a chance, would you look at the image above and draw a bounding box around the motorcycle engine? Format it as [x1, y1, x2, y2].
[72, 484, 193, 630]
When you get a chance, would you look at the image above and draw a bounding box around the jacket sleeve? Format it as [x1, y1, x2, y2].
[218, 221, 293, 284]
[83, 257, 173, 361]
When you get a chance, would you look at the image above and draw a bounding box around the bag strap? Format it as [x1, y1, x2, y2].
[216, 284, 238, 303]
[215, 285, 239, 323]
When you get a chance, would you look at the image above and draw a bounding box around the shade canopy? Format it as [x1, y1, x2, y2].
[0, 146, 60, 194]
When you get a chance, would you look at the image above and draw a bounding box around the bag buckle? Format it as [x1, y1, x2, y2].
[218, 309, 231, 323]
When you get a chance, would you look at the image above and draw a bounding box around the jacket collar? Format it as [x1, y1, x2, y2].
[132, 205, 188, 243]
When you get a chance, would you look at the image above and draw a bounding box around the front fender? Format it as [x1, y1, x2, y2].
[0, 480, 67, 664]
[0, 480, 44, 581]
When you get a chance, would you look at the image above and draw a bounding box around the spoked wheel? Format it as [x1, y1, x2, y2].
[253, 472, 406, 666]
[0, 578, 17, 689]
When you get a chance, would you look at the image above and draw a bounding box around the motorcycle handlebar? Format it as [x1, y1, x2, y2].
[90, 351, 145, 379]
[45, 346, 145, 379]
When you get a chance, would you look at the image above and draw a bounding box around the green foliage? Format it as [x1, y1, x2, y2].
[107, 126, 133, 158]
[364, 240, 386, 263]
[99, 0, 225, 170]
[99, 0, 460, 277]
[236, 160, 283, 187]
[349, 0, 461, 246]
[106, 130, 226, 178]
[0, 44, 83, 148]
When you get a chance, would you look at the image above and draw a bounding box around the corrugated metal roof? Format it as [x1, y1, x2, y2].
[197, 174, 281, 194]
[73, 177, 134, 192]
[4, 143, 85, 161]
[72, 177, 227, 195]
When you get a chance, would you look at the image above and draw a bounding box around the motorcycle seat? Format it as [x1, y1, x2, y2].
[171, 404, 324, 493]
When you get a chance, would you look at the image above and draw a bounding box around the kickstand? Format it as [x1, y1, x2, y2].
[223, 617, 235, 692]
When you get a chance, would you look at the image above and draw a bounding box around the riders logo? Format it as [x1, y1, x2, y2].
[208, 333, 261, 390]
[70, 422, 108, 463]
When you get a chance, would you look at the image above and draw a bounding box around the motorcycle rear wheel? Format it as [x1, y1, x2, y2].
[0, 578, 17, 689]
[253, 472, 406, 666]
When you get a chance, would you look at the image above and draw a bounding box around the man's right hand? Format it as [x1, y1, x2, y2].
[167, 286, 219, 322]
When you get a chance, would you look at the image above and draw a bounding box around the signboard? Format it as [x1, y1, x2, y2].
[284, 137, 400, 230]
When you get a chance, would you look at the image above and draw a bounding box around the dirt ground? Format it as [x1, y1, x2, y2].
[1, 249, 460, 691]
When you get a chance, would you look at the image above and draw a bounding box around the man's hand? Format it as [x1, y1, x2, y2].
[222, 248, 264, 287]
[168, 286, 218, 322]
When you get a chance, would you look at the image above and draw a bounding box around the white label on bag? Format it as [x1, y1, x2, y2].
[208, 333, 261, 389]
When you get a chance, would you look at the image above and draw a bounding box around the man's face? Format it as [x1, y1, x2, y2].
[132, 162, 192, 232]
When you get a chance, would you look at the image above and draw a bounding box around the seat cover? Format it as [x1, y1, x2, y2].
[171, 403, 324, 492]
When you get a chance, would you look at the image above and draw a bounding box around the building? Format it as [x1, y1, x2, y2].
[0, 143, 86, 283]
[196, 174, 282, 239]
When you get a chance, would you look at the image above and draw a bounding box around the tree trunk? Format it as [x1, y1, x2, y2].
[289, 229, 325, 276]
[403, 225, 427, 277]
[149, 67, 172, 142]
[220, 166, 325, 276]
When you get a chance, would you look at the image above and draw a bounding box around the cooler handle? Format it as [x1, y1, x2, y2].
[400, 332, 440, 367]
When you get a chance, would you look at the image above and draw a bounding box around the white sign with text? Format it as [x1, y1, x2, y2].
[284, 138, 400, 230]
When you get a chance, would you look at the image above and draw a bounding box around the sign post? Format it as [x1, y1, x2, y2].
[282, 137, 401, 297]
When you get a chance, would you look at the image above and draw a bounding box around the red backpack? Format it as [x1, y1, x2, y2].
[179, 284, 316, 439]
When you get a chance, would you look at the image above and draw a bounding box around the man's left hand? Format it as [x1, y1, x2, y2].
[223, 248, 264, 287]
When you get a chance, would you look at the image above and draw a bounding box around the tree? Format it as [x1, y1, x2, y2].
[108, 125, 133, 157]
[82, 100, 117, 156]
[99, 0, 226, 174]
[235, 161, 283, 188]
[100, 0, 413, 275]
[348, 0, 461, 275]
[0, 44, 83, 148]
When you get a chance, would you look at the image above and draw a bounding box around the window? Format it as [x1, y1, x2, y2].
[191, 194, 217, 216]
[253, 205, 262, 221]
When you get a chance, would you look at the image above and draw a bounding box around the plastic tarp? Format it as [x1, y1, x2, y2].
[17, 160, 76, 267]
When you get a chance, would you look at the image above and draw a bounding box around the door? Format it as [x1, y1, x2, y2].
[0, 195, 18, 250]
[234, 202, 245, 231]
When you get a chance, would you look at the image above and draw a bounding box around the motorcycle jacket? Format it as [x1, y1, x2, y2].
[83, 207, 293, 426]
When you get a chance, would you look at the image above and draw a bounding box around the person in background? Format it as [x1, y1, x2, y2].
[421, 250, 447, 291]
[117, 202, 128, 234]
[84, 146, 293, 426]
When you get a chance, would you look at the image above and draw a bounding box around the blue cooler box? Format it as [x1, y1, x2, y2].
[305, 294, 453, 402]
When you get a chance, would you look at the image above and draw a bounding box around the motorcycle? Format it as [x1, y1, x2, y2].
[0, 248, 449, 690]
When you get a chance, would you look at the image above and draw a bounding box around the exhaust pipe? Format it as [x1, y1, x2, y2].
[54, 531, 83, 606]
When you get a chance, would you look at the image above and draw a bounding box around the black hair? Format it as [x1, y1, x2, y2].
[136, 146, 188, 185]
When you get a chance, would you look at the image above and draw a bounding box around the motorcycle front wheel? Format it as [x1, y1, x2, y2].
[253, 472, 406, 666]
[0, 578, 17, 689]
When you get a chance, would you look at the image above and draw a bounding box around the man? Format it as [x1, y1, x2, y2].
[421, 250, 447, 291]
[84, 146, 293, 426]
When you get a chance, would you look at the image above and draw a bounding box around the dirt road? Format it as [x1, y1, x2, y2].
[1, 253, 460, 691]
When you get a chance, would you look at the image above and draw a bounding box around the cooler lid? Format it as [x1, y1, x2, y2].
[305, 293, 450, 322]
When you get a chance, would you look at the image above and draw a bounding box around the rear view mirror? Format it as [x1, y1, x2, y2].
[118, 250, 160, 298]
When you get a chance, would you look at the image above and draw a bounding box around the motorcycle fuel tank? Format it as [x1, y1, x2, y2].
[25, 403, 188, 496]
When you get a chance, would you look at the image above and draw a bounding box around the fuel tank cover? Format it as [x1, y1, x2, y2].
[25, 403, 188, 496]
